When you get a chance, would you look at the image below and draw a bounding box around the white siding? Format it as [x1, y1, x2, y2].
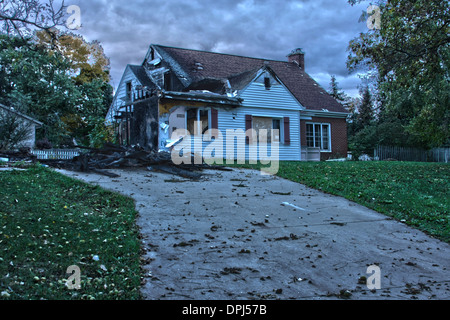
[106, 66, 142, 124]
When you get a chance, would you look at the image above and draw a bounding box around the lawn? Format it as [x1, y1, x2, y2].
[0, 165, 142, 300]
[235, 161, 450, 243]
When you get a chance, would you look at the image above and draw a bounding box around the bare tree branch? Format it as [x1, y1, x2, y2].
[0, 0, 67, 39]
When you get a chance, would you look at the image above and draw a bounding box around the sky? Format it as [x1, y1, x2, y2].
[68, 0, 369, 97]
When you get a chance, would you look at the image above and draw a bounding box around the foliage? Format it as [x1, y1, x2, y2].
[88, 119, 116, 149]
[347, 0, 450, 148]
[347, 86, 378, 158]
[328, 75, 347, 103]
[0, 33, 114, 148]
[0, 166, 142, 300]
[35, 30, 111, 85]
[35, 138, 53, 150]
[0, 107, 33, 150]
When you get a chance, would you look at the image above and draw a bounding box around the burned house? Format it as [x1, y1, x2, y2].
[106, 45, 349, 161]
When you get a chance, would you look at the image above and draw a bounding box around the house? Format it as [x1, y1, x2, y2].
[0, 103, 43, 150]
[106, 45, 349, 161]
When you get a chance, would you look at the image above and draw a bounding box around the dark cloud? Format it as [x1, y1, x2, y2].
[70, 0, 368, 96]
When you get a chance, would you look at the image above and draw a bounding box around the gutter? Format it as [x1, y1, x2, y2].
[160, 90, 242, 106]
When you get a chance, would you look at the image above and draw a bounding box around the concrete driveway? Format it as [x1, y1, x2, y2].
[59, 167, 450, 300]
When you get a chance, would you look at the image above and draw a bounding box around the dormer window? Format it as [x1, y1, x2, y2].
[264, 76, 271, 90]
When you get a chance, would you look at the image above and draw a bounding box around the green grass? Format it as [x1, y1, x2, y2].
[0, 166, 142, 300]
[233, 161, 450, 243]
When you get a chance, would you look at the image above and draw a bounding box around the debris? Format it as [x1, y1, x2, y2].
[330, 222, 347, 226]
[221, 267, 242, 275]
[21, 143, 233, 180]
[271, 191, 291, 195]
[281, 202, 307, 211]
[210, 225, 220, 232]
[274, 233, 300, 241]
[250, 221, 266, 227]
[274, 288, 283, 294]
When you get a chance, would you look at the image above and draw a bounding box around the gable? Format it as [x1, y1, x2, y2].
[239, 69, 303, 111]
[107, 65, 151, 124]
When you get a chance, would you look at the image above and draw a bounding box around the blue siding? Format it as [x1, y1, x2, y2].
[212, 76, 302, 161]
[217, 107, 301, 161]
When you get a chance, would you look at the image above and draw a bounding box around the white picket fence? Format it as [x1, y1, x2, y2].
[31, 149, 81, 160]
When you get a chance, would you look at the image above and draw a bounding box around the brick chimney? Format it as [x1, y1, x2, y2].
[287, 48, 305, 70]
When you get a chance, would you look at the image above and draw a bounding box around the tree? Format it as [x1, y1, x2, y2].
[0, 107, 33, 151]
[347, 86, 377, 158]
[328, 75, 347, 103]
[0, 33, 113, 147]
[0, 34, 79, 145]
[347, 0, 450, 148]
[35, 30, 111, 85]
[35, 31, 113, 146]
[0, 0, 67, 39]
[357, 86, 374, 129]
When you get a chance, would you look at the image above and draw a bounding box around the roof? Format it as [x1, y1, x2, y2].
[0, 103, 43, 126]
[152, 44, 347, 113]
[128, 64, 155, 88]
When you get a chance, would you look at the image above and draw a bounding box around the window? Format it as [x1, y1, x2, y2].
[264, 77, 271, 90]
[306, 123, 331, 151]
[186, 108, 197, 135]
[186, 108, 210, 136]
[199, 109, 209, 134]
[126, 81, 132, 101]
[272, 119, 281, 142]
[164, 72, 171, 91]
[252, 116, 282, 144]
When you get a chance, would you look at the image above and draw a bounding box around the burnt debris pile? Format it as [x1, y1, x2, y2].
[1, 143, 232, 180]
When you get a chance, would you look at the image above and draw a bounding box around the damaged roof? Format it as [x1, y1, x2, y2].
[151, 44, 347, 113]
[128, 65, 155, 89]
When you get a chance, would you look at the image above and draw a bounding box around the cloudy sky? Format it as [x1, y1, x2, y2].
[69, 0, 369, 97]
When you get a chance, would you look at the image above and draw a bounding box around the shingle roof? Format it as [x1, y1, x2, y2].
[152, 45, 347, 113]
[128, 65, 155, 89]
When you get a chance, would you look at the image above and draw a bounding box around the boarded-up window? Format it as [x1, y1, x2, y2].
[252, 116, 282, 144]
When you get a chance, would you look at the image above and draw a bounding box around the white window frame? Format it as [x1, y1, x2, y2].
[185, 108, 211, 137]
[306, 122, 331, 152]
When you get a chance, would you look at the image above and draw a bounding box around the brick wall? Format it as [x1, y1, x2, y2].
[300, 117, 348, 160]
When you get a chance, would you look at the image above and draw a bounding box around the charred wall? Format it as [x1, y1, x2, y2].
[130, 96, 159, 151]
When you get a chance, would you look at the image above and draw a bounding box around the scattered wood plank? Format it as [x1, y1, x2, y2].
[2, 144, 233, 180]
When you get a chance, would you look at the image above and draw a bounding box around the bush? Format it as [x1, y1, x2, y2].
[35, 138, 53, 150]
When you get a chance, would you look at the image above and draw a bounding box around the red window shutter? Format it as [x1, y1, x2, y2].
[245, 115, 252, 144]
[211, 108, 218, 130]
[284, 117, 290, 145]
[210, 108, 219, 140]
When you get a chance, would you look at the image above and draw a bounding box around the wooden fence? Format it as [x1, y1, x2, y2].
[374, 145, 449, 163]
[31, 149, 81, 160]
